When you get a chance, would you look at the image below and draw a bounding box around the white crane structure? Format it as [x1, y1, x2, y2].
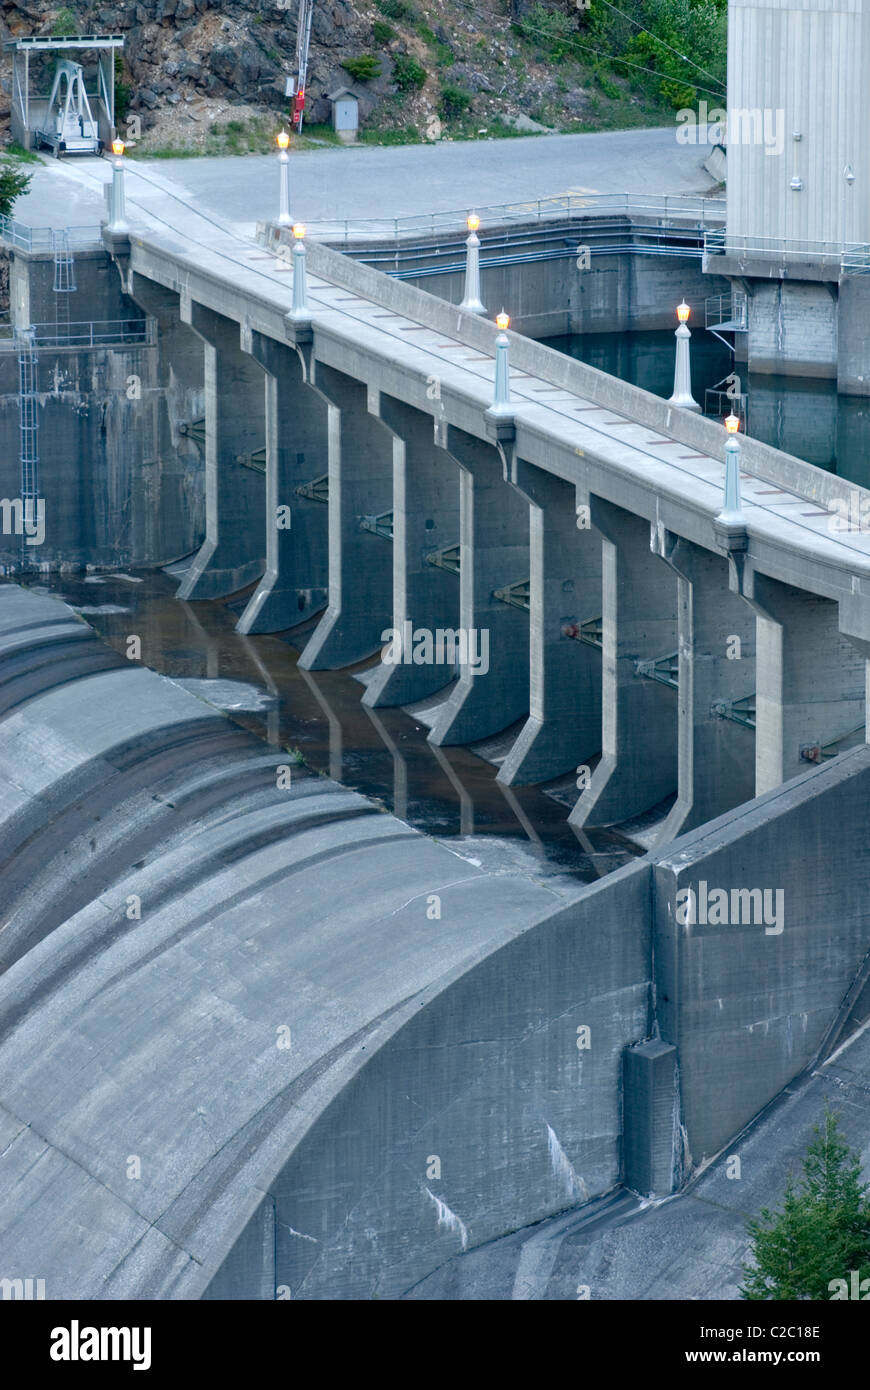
[39, 58, 101, 156]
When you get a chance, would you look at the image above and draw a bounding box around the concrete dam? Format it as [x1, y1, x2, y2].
[8, 0, 870, 1291]
[1, 182, 869, 1301]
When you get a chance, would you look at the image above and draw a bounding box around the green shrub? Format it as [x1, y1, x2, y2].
[584, 0, 727, 112]
[393, 53, 426, 91]
[596, 70, 619, 99]
[373, 20, 396, 44]
[417, 24, 452, 67]
[51, 6, 78, 37]
[515, 3, 576, 62]
[342, 54, 381, 81]
[439, 84, 472, 121]
[0, 158, 32, 217]
[377, 0, 414, 19]
[742, 1110, 870, 1301]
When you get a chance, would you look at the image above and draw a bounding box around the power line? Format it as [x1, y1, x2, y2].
[506, 16, 727, 100]
[451, 0, 727, 101]
[596, 0, 726, 89]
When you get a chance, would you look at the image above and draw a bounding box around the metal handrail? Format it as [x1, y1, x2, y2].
[315, 192, 727, 244]
[705, 227, 870, 273]
[0, 317, 155, 349]
[0, 215, 104, 251]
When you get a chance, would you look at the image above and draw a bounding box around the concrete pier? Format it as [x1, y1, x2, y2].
[362, 394, 460, 708]
[236, 331, 328, 635]
[571, 498, 677, 829]
[744, 572, 867, 794]
[176, 300, 266, 601]
[127, 274, 206, 566]
[498, 462, 602, 786]
[298, 365, 394, 670]
[427, 426, 530, 747]
[657, 536, 756, 842]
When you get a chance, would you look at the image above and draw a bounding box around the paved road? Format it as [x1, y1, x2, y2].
[15, 125, 716, 238]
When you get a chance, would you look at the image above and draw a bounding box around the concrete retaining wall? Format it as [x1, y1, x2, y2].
[653, 745, 870, 1166]
[0, 341, 204, 571]
[339, 220, 726, 339]
[205, 864, 652, 1299]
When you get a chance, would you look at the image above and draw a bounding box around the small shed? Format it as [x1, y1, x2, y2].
[328, 87, 359, 144]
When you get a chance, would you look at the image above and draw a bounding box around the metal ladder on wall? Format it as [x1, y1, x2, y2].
[53, 229, 76, 342]
[16, 325, 39, 567]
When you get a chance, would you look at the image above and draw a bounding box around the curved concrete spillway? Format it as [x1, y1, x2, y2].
[3, 586, 870, 1299]
[0, 584, 652, 1299]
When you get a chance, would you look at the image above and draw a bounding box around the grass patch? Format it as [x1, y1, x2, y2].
[377, 0, 415, 18]
[136, 113, 342, 160]
[359, 123, 420, 146]
[416, 23, 453, 68]
[5, 142, 41, 164]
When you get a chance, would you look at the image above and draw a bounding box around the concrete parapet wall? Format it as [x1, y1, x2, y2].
[265, 227, 867, 511]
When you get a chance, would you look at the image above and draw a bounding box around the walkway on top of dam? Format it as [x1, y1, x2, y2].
[117, 191, 870, 617]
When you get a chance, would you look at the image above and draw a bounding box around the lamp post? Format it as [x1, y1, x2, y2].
[717, 412, 745, 526]
[459, 212, 485, 314]
[276, 128, 292, 226]
[289, 222, 312, 323]
[667, 299, 701, 412]
[107, 137, 127, 234]
[491, 310, 511, 413]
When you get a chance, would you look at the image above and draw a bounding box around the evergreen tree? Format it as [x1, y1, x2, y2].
[0, 159, 31, 220]
[742, 1108, 870, 1300]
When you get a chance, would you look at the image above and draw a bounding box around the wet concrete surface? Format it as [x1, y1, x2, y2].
[23, 568, 639, 888]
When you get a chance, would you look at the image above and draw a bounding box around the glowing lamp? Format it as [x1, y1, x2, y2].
[293, 223, 306, 239]
[724, 413, 740, 434]
[676, 300, 691, 324]
[111, 138, 125, 157]
[276, 129, 291, 150]
[495, 310, 510, 331]
[467, 213, 480, 232]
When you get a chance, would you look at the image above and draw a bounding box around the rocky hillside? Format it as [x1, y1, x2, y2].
[0, 0, 693, 153]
